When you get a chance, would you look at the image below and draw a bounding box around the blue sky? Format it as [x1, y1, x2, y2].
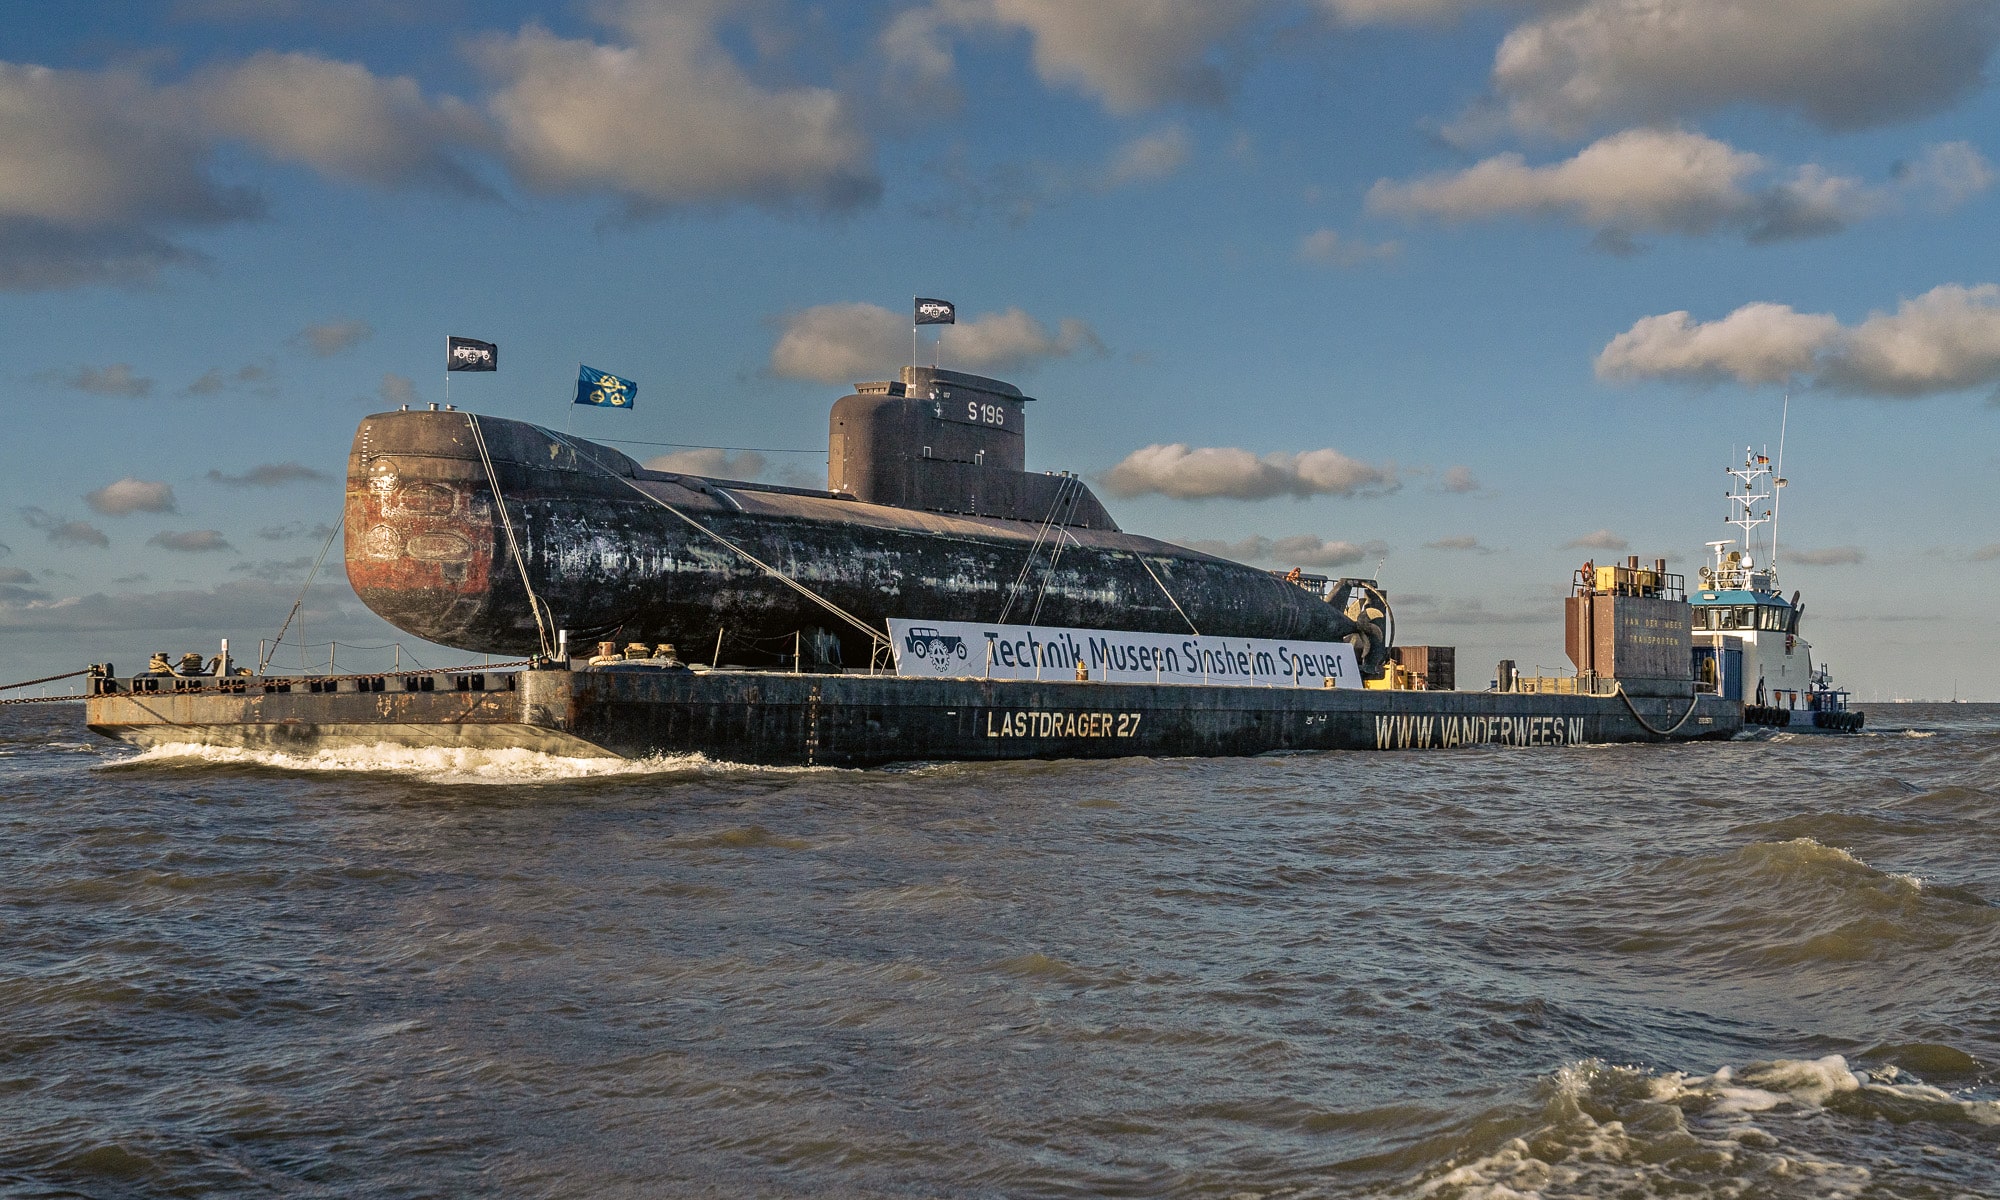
[2, 0, 1996, 697]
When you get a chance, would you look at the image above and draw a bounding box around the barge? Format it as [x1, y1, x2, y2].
[83, 663, 1737, 766]
[84, 359, 1745, 763]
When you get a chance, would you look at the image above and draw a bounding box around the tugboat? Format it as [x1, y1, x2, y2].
[1690, 446, 1863, 733]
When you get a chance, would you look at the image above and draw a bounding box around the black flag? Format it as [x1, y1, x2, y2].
[914, 298, 955, 326]
[447, 336, 498, 371]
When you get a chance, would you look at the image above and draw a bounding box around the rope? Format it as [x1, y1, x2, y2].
[1616, 685, 1705, 736]
[0, 668, 87, 692]
[547, 431, 889, 650]
[466, 413, 555, 659]
[999, 473, 1079, 624]
[260, 516, 343, 673]
[1027, 526, 1078, 626]
[1137, 554, 1200, 636]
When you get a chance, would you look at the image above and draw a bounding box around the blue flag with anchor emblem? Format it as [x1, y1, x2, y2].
[574, 364, 637, 409]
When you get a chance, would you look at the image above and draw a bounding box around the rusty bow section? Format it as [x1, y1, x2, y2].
[344, 385, 1377, 671]
[346, 413, 503, 651]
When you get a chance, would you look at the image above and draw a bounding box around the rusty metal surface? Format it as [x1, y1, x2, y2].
[1565, 592, 1694, 695]
[345, 409, 1369, 666]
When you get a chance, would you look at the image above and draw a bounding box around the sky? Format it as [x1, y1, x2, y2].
[1, 0, 1997, 698]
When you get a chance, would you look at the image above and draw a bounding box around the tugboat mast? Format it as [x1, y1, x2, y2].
[1712, 446, 1777, 592]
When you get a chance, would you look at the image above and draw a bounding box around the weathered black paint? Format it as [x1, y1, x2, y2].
[87, 669, 1741, 766]
[345, 409, 1370, 669]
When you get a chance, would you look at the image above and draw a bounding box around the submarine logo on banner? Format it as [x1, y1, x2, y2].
[574, 365, 637, 408]
[914, 297, 955, 325]
[887, 618, 1360, 688]
[447, 336, 497, 371]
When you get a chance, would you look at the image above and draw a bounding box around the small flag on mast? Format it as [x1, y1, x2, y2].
[574, 365, 637, 409]
[447, 336, 498, 371]
[914, 297, 955, 326]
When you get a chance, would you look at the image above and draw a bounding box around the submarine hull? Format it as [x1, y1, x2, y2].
[345, 410, 1366, 664]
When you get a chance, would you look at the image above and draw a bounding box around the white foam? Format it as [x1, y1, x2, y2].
[105, 741, 824, 784]
[1399, 1055, 1982, 1199]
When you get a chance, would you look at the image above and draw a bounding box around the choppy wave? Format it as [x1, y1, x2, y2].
[100, 741, 808, 784]
[1402, 1054, 1998, 1199]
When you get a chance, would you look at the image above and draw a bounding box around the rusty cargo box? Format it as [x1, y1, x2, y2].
[1389, 645, 1455, 690]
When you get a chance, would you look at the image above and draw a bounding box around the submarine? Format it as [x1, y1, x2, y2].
[344, 365, 1390, 673]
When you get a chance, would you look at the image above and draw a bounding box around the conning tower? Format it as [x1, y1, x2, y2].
[830, 366, 1117, 528]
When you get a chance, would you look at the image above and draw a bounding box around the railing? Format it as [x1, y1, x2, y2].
[1505, 674, 1621, 697]
[89, 665, 528, 697]
[1571, 567, 1686, 602]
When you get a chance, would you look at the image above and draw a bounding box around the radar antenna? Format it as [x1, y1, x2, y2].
[1715, 444, 1776, 591]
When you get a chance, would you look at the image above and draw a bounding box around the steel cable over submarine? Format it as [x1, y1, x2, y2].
[343, 366, 1390, 672]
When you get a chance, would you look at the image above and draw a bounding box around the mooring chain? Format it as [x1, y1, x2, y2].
[0, 668, 88, 692]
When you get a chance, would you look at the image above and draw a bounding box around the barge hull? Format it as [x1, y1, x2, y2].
[86, 670, 1740, 766]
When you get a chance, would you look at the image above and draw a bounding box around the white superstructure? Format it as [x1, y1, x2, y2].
[1690, 446, 1858, 730]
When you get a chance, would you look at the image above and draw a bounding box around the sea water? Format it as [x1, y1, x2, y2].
[0, 703, 1994, 1197]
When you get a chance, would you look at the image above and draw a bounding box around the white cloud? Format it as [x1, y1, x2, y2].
[184, 364, 272, 396]
[294, 317, 373, 357]
[1425, 534, 1490, 552]
[1897, 141, 1996, 210]
[1097, 125, 1191, 189]
[1318, 0, 1505, 22]
[1596, 303, 1841, 385]
[1564, 529, 1628, 550]
[85, 478, 178, 516]
[944, 308, 1104, 370]
[20, 507, 110, 549]
[912, 0, 1264, 113]
[1599, 284, 2000, 397]
[1488, 0, 1999, 137]
[1297, 228, 1400, 266]
[379, 373, 419, 406]
[1971, 544, 2000, 562]
[206, 462, 331, 487]
[1439, 465, 1480, 493]
[0, 576, 355, 634]
[149, 529, 234, 553]
[770, 302, 1103, 384]
[55, 363, 156, 398]
[256, 521, 337, 541]
[1179, 534, 1386, 567]
[1102, 443, 1398, 501]
[1369, 129, 1984, 248]
[0, 63, 262, 290]
[1821, 284, 2000, 397]
[1790, 546, 1865, 566]
[472, 10, 877, 214]
[190, 52, 486, 190]
[644, 449, 767, 480]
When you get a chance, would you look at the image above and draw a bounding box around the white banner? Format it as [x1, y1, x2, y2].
[887, 618, 1361, 689]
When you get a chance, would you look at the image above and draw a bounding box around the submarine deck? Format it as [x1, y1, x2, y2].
[85, 667, 1741, 766]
